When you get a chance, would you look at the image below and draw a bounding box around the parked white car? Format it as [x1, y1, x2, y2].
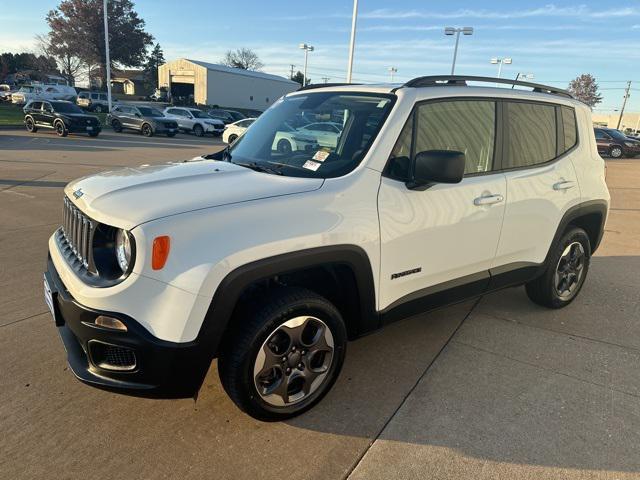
[272, 122, 318, 154]
[163, 107, 225, 136]
[45, 76, 609, 421]
[11, 84, 77, 105]
[222, 118, 256, 143]
[295, 122, 342, 148]
[0, 84, 17, 102]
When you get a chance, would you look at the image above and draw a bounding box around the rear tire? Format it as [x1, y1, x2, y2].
[88, 131, 99, 137]
[218, 287, 347, 421]
[25, 117, 37, 133]
[525, 227, 591, 309]
[194, 124, 205, 137]
[610, 146, 623, 158]
[54, 120, 68, 137]
[167, 132, 176, 137]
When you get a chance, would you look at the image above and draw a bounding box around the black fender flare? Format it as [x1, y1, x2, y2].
[197, 245, 378, 357]
[543, 199, 608, 266]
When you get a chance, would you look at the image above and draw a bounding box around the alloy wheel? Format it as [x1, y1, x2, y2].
[611, 147, 623, 158]
[554, 241, 585, 299]
[253, 316, 334, 407]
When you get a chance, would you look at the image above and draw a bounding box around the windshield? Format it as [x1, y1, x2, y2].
[20, 86, 34, 92]
[138, 106, 164, 117]
[190, 110, 208, 119]
[52, 102, 83, 113]
[226, 92, 394, 178]
[609, 129, 629, 140]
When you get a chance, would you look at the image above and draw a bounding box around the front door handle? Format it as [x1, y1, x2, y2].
[473, 194, 504, 206]
[553, 180, 576, 191]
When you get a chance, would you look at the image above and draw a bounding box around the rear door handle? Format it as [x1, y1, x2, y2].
[553, 180, 576, 191]
[473, 194, 504, 206]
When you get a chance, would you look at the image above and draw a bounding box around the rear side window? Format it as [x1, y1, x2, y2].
[561, 106, 577, 151]
[415, 100, 496, 175]
[504, 102, 556, 169]
[29, 101, 42, 110]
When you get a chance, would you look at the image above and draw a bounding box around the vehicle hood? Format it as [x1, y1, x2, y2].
[65, 159, 324, 229]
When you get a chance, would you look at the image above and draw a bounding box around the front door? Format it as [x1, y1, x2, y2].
[378, 99, 506, 313]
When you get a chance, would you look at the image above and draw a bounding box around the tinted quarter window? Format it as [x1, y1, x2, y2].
[562, 106, 577, 151]
[415, 100, 496, 175]
[29, 101, 42, 110]
[505, 102, 557, 168]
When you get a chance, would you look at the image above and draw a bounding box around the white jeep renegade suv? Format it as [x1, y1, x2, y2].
[44, 76, 609, 420]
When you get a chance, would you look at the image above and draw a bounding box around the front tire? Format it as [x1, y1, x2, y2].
[525, 227, 591, 308]
[141, 123, 154, 137]
[218, 287, 347, 421]
[277, 139, 292, 155]
[193, 124, 205, 137]
[54, 120, 68, 137]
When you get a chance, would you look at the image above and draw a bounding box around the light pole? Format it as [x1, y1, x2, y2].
[299, 43, 314, 86]
[445, 27, 473, 75]
[490, 57, 512, 78]
[346, 0, 358, 83]
[388, 67, 397, 82]
[103, 0, 112, 112]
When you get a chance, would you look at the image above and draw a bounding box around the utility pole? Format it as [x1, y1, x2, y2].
[289, 64, 295, 79]
[321, 77, 330, 84]
[346, 0, 358, 83]
[616, 81, 631, 130]
[103, 0, 112, 112]
[388, 67, 397, 82]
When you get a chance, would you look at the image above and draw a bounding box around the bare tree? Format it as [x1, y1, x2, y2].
[221, 48, 264, 71]
[568, 74, 603, 109]
[35, 33, 84, 85]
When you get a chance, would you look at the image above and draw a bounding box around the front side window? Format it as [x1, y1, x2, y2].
[51, 102, 82, 113]
[504, 102, 556, 168]
[29, 101, 42, 110]
[138, 106, 164, 117]
[226, 92, 395, 178]
[190, 110, 208, 119]
[414, 100, 496, 175]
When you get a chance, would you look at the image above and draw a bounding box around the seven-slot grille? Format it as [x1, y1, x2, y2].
[61, 196, 95, 269]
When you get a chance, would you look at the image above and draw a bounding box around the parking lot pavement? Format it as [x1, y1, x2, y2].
[0, 132, 638, 480]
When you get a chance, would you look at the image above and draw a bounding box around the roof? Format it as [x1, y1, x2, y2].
[183, 59, 297, 85]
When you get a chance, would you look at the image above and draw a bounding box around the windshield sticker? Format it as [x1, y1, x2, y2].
[312, 150, 330, 162]
[377, 99, 390, 108]
[302, 160, 322, 171]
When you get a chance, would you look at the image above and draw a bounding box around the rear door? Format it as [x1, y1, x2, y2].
[378, 98, 507, 312]
[492, 101, 581, 273]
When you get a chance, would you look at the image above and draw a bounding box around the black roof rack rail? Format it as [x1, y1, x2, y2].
[400, 75, 573, 99]
[297, 82, 361, 91]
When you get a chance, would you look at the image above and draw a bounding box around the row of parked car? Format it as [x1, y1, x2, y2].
[20, 98, 259, 139]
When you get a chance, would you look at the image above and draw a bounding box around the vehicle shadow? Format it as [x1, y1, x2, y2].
[282, 255, 640, 476]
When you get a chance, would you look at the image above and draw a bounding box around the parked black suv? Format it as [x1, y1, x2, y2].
[107, 104, 178, 137]
[207, 108, 246, 124]
[24, 100, 101, 137]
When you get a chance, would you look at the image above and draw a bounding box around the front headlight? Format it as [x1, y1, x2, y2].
[115, 229, 133, 273]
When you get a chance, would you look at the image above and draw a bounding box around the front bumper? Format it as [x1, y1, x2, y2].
[45, 255, 210, 398]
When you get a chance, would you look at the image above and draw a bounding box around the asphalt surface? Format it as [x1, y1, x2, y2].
[1, 128, 639, 479]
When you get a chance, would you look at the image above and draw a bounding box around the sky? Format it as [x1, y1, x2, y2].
[1, 0, 639, 112]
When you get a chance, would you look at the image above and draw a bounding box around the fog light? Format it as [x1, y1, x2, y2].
[95, 315, 127, 331]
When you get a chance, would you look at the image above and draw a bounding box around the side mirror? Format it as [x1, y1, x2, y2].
[135, 113, 141, 118]
[407, 150, 465, 190]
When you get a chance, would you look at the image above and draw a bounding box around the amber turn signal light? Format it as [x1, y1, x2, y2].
[152, 236, 170, 270]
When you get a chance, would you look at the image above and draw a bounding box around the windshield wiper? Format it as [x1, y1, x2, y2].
[234, 161, 283, 175]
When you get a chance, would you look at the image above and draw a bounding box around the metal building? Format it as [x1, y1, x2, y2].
[158, 58, 299, 110]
